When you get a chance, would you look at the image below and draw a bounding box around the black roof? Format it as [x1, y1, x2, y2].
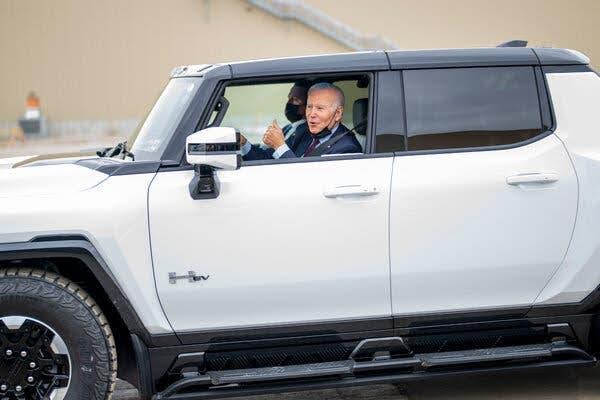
[229, 51, 389, 78]
[386, 48, 540, 69]
[176, 48, 589, 79]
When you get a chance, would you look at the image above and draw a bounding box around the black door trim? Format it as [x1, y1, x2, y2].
[177, 316, 393, 345]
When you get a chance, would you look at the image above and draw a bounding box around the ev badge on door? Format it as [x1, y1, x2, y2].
[168, 271, 210, 284]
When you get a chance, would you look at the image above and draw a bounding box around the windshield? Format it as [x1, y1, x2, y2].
[129, 77, 202, 161]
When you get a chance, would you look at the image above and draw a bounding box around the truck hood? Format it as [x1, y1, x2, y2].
[0, 159, 110, 197]
[0, 150, 99, 169]
[0, 155, 38, 169]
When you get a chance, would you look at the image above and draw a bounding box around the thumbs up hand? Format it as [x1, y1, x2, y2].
[263, 120, 285, 149]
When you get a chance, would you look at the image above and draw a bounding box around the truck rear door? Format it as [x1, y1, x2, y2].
[384, 66, 578, 319]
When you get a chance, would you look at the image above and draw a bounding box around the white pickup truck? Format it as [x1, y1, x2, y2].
[1, 46, 599, 400]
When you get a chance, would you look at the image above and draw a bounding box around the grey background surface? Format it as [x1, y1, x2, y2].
[114, 366, 600, 399]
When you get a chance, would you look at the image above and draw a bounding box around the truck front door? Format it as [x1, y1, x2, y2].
[148, 75, 394, 339]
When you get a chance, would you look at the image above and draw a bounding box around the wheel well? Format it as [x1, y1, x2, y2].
[0, 257, 141, 390]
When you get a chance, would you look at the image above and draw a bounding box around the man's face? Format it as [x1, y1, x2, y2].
[288, 86, 307, 108]
[306, 89, 343, 134]
[284, 86, 307, 123]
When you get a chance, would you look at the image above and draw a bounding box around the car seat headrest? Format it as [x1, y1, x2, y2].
[353, 98, 368, 136]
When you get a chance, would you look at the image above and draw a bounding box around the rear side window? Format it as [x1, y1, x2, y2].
[404, 67, 544, 151]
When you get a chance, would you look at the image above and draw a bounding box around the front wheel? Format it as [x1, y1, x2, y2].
[0, 268, 117, 399]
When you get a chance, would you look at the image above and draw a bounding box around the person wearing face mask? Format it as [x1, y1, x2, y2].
[282, 80, 309, 137]
[240, 81, 309, 160]
[262, 82, 362, 159]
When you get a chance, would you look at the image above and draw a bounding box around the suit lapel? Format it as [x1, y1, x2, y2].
[294, 130, 311, 157]
[291, 129, 311, 156]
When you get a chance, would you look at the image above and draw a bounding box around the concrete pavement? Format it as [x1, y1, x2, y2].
[114, 365, 600, 399]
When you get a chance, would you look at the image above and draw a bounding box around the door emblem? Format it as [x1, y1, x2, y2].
[169, 271, 210, 284]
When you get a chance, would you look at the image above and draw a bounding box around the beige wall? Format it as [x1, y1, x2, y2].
[307, 0, 600, 66]
[0, 0, 346, 122]
[1, 0, 599, 124]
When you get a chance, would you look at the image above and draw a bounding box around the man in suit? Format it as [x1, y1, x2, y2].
[261, 82, 362, 159]
[241, 81, 309, 160]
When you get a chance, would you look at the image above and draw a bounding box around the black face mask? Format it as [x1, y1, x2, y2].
[311, 127, 332, 140]
[310, 110, 338, 139]
[284, 102, 304, 123]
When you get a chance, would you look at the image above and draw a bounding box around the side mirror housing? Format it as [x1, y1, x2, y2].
[186, 127, 241, 170]
[185, 127, 241, 200]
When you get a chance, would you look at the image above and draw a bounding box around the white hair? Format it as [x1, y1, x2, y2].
[308, 82, 345, 107]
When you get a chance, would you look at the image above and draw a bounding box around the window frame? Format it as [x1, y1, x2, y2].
[195, 71, 388, 169]
[371, 70, 406, 155]
[389, 65, 555, 157]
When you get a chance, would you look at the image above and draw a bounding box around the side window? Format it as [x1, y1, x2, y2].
[221, 83, 289, 145]
[211, 77, 370, 163]
[404, 67, 544, 151]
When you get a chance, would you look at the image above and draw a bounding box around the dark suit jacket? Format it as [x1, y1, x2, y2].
[244, 123, 361, 161]
[279, 123, 362, 159]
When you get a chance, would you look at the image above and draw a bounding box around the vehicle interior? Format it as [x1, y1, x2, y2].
[204, 74, 371, 161]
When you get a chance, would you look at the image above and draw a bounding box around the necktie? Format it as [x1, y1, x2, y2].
[303, 137, 320, 157]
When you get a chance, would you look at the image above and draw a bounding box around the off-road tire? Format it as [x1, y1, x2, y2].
[0, 268, 117, 399]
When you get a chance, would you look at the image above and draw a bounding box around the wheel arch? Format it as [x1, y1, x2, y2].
[0, 236, 152, 395]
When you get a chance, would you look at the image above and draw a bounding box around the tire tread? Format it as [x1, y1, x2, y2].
[0, 267, 117, 399]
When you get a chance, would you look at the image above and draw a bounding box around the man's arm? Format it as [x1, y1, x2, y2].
[272, 144, 296, 159]
[335, 142, 362, 154]
[240, 133, 275, 160]
[242, 143, 275, 160]
[264, 120, 299, 159]
[329, 135, 363, 155]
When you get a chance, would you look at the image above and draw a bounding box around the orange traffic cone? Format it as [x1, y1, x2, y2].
[24, 92, 41, 119]
[19, 91, 44, 135]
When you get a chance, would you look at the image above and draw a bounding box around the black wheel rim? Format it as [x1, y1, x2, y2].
[0, 316, 71, 400]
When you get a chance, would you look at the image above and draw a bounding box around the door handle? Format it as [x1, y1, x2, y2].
[323, 185, 379, 198]
[506, 173, 559, 186]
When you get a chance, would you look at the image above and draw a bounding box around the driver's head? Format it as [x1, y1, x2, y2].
[284, 81, 309, 123]
[306, 83, 344, 135]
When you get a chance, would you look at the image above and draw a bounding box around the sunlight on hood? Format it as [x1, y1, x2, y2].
[0, 150, 97, 169]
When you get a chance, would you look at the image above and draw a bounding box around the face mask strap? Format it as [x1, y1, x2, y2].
[327, 105, 340, 130]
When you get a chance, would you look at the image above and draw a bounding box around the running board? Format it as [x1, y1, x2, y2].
[420, 343, 568, 368]
[208, 360, 353, 385]
[153, 342, 595, 399]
